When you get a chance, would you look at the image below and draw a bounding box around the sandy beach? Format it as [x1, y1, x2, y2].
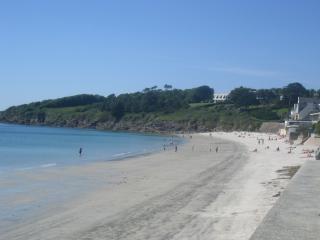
[0, 132, 314, 240]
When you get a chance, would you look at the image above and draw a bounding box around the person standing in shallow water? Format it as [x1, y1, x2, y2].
[79, 147, 83, 157]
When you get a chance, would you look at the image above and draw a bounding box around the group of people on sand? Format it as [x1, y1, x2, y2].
[162, 136, 179, 152]
[167, 133, 220, 154]
[302, 148, 315, 158]
[77, 132, 308, 158]
[253, 145, 280, 153]
[251, 135, 281, 153]
[163, 143, 178, 152]
[191, 141, 219, 153]
[268, 136, 278, 141]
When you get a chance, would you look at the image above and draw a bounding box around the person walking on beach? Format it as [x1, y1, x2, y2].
[216, 146, 219, 153]
[79, 147, 83, 157]
[175, 145, 178, 152]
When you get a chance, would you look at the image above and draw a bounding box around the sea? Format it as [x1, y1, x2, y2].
[0, 123, 177, 231]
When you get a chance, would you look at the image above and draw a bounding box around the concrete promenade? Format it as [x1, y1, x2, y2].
[250, 160, 320, 240]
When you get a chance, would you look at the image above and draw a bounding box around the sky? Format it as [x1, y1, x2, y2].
[1, 0, 320, 110]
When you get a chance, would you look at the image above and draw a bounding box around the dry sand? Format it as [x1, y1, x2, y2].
[0, 132, 314, 240]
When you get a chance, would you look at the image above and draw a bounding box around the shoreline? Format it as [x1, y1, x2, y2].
[0, 123, 182, 173]
[1, 132, 315, 240]
[0, 121, 192, 135]
[0, 121, 179, 135]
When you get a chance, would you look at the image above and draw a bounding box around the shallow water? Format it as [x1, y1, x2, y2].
[0, 123, 172, 172]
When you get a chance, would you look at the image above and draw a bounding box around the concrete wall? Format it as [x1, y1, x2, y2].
[259, 122, 284, 133]
[250, 161, 320, 240]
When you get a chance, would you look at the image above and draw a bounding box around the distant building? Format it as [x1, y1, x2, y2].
[290, 97, 320, 121]
[213, 93, 229, 103]
[310, 112, 320, 123]
[284, 120, 313, 141]
[281, 97, 320, 141]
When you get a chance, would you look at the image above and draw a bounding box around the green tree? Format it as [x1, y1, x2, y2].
[101, 94, 116, 111]
[256, 89, 277, 104]
[143, 88, 151, 93]
[111, 102, 125, 120]
[140, 91, 159, 112]
[44, 94, 105, 108]
[307, 89, 317, 98]
[188, 86, 214, 103]
[314, 121, 320, 135]
[164, 84, 173, 91]
[282, 82, 308, 106]
[229, 87, 258, 106]
[37, 111, 46, 123]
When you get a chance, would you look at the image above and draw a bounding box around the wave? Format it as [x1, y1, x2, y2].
[17, 163, 57, 171]
[40, 163, 57, 168]
[112, 152, 132, 157]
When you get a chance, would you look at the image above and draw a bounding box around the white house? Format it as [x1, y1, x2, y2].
[213, 93, 229, 103]
[284, 120, 313, 141]
[290, 97, 320, 121]
[280, 97, 320, 141]
[310, 112, 320, 123]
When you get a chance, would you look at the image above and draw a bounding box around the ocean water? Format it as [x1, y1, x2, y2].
[0, 123, 172, 172]
[0, 123, 178, 231]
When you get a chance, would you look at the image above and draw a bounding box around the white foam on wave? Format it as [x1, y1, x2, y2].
[16, 163, 57, 171]
[112, 152, 132, 157]
[17, 166, 37, 171]
[40, 163, 57, 168]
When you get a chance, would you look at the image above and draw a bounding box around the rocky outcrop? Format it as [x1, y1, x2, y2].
[0, 117, 212, 133]
[0, 109, 261, 133]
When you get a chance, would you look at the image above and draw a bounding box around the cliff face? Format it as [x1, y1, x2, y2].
[95, 120, 211, 133]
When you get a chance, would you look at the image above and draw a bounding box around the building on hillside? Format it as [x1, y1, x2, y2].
[284, 120, 313, 140]
[213, 93, 229, 103]
[281, 97, 320, 141]
[290, 97, 320, 121]
[310, 112, 320, 123]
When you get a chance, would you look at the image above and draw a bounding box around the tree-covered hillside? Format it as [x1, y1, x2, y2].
[0, 83, 319, 132]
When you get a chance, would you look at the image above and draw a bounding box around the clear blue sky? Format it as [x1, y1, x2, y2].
[1, 0, 320, 110]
